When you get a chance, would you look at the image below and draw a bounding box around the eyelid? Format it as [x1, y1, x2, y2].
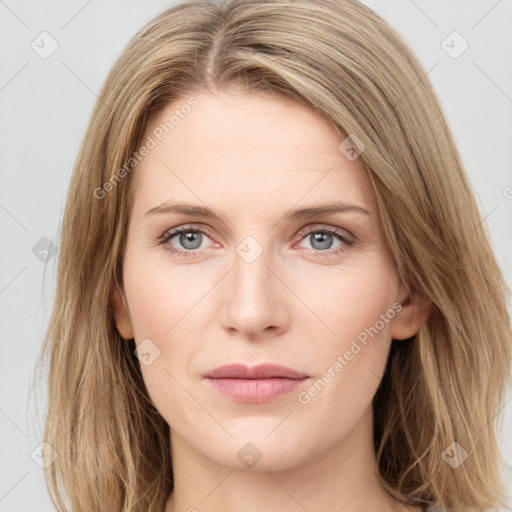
[158, 222, 357, 257]
[295, 223, 355, 242]
[159, 223, 215, 240]
[159, 224, 218, 248]
[159, 222, 354, 239]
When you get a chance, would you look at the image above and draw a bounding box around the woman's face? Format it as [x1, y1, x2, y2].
[112, 88, 416, 471]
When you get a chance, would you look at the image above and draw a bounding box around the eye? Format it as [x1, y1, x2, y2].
[295, 225, 355, 259]
[157, 224, 356, 259]
[158, 225, 215, 258]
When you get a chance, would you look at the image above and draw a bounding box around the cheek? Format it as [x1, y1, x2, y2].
[121, 252, 210, 418]
[301, 258, 399, 356]
[294, 258, 399, 408]
[123, 250, 204, 340]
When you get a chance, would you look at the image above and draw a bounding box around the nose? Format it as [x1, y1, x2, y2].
[220, 241, 290, 341]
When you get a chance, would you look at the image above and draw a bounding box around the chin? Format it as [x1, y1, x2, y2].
[199, 435, 313, 472]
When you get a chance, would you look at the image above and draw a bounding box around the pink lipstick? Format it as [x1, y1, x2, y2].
[203, 364, 309, 403]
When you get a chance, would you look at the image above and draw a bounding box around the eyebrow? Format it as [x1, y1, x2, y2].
[144, 200, 371, 222]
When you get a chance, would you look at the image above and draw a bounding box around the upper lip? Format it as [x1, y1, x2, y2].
[204, 364, 309, 380]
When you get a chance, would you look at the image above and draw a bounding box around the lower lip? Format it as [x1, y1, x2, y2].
[205, 377, 308, 403]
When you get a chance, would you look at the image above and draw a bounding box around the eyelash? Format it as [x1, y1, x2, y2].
[157, 224, 356, 260]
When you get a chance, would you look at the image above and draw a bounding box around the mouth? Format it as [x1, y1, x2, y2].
[203, 364, 310, 403]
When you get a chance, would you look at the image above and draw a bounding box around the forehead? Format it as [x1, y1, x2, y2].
[130, 90, 375, 217]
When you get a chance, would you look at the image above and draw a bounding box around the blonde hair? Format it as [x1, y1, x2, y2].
[36, 0, 512, 510]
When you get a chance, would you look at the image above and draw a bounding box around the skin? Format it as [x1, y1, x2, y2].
[111, 88, 431, 512]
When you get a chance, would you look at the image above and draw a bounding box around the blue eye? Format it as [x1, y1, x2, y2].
[296, 227, 355, 259]
[158, 224, 355, 259]
[158, 226, 211, 258]
[301, 231, 342, 251]
[171, 229, 204, 250]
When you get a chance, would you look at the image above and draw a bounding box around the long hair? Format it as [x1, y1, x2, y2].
[35, 0, 512, 510]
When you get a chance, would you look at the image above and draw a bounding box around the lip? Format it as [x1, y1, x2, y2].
[204, 363, 309, 380]
[203, 364, 310, 403]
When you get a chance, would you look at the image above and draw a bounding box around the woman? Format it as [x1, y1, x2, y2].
[37, 0, 512, 510]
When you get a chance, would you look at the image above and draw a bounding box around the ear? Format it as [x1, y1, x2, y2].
[392, 284, 433, 340]
[110, 283, 134, 340]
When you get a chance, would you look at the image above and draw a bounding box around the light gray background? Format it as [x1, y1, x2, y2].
[1, 1, 511, 510]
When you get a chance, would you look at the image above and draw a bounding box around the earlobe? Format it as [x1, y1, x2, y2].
[392, 290, 433, 340]
[110, 283, 134, 340]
